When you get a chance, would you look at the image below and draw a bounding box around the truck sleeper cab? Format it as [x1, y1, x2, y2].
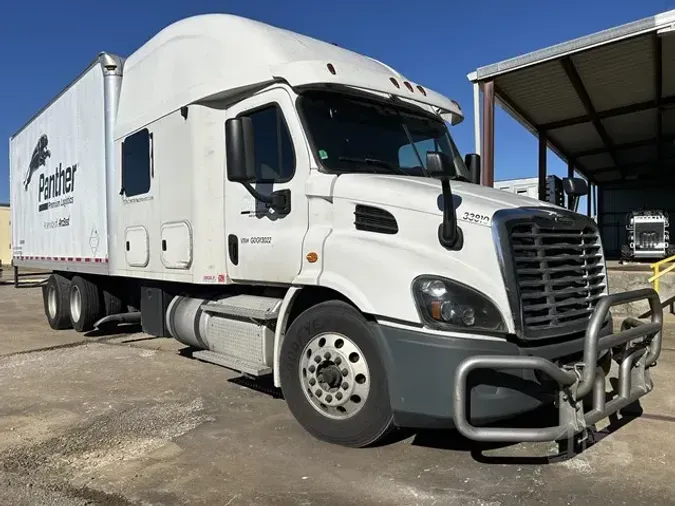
[10, 14, 662, 448]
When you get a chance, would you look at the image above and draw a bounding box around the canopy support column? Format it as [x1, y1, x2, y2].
[538, 131, 547, 201]
[481, 80, 495, 187]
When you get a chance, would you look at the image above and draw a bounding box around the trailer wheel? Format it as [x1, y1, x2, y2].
[69, 276, 102, 332]
[43, 273, 72, 330]
[280, 300, 394, 448]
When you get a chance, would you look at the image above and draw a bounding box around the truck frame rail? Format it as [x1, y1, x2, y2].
[452, 288, 663, 443]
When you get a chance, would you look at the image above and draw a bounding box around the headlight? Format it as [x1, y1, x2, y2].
[412, 276, 506, 333]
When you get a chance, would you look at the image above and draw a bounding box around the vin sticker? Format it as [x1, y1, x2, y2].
[459, 211, 491, 226]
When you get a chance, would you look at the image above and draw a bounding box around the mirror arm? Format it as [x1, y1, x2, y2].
[438, 179, 463, 250]
[242, 182, 291, 215]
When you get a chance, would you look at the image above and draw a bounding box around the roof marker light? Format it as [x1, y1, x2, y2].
[390, 77, 400, 89]
[404, 81, 414, 92]
[416, 85, 427, 96]
[327, 63, 336, 75]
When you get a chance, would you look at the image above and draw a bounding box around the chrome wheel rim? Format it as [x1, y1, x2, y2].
[70, 285, 82, 323]
[47, 285, 58, 319]
[299, 332, 370, 420]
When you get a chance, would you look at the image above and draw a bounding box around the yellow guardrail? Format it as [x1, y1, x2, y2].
[648, 254, 675, 293]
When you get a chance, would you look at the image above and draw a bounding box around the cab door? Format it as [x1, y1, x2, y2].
[224, 87, 310, 283]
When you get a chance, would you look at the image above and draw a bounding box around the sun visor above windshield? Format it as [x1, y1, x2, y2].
[271, 60, 464, 125]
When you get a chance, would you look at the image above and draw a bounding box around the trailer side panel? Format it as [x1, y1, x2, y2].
[10, 62, 109, 273]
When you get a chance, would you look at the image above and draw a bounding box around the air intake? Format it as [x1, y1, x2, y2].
[354, 205, 398, 234]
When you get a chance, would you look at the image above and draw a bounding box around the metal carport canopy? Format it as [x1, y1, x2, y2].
[468, 9, 675, 187]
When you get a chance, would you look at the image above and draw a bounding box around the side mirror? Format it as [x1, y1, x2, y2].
[562, 177, 588, 197]
[563, 177, 588, 212]
[226, 117, 256, 183]
[426, 151, 462, 250]
[426, 151, 452, 180]
[464, 153, 481, 185]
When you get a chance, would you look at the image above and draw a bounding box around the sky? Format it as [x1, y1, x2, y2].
[0, 0, 672, 204]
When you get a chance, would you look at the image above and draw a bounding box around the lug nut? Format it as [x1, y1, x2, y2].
[314, 356, 321, 364]
[341, 368, 348, 376]
[324, 352, 331, 359]
[316, 390, 322, 397]
[336, 392, 343, 400]
[309, 378, 316, 386]
[334, 357, 342, 365]
[342, 382, 349, 390]
[309, 365, 315, 373]
[326, 395, 333, 402]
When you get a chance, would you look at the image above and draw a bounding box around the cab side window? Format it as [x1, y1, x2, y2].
[121, 128, 152, 197]
[244, 105, 295, 183]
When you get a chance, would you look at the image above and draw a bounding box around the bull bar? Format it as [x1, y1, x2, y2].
[452, 288, 663, 443]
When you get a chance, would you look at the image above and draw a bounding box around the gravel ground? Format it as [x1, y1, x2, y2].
[1, 282, 675, 505]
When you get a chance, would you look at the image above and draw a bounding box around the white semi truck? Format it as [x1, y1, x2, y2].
[10, 14, 663, 448]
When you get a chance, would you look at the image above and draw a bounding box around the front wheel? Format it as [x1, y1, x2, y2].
[280, 301, 394, 447]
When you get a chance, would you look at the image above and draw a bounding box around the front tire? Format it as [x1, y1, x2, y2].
[69, 276, 102, 332]
[43, 273, 72, 330]
[280, 301, 394, 447]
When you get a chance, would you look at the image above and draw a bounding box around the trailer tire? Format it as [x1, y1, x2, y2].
[280, 300, 394, 448]
[43, 273, 72, 330]
[69, 276, 102, 332]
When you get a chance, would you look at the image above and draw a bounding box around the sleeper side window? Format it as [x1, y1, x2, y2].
[121, 128, 152, 197]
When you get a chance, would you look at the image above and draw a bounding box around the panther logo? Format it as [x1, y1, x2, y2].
[24, 134, 50, 191]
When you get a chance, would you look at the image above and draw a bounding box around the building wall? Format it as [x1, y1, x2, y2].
[494, 177, 540, 199]
[0, 205, 10, 266]
[598, 183, 675, 259]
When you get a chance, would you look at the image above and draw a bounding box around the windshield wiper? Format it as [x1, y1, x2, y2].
[338, 157, 409, 176]
[449, 174, 470, 182]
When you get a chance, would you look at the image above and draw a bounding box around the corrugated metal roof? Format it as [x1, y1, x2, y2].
[470, 9, 675, 184]
[572, 36, 655, 112]
[495, 60, 586, 124]
[548, 122, 603, 153]
[663, 35, 675, 96]
[471, 9, 675, 81]
[576, 152, 614, 171]
[603, 109, 657, 144]
[664, 108, 675, 135]
[617, 144, 658, 166]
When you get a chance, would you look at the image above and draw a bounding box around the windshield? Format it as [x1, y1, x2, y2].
[298, 90, 470, 180]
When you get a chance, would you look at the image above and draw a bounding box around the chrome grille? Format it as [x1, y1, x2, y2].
[510, 222, 606, 332]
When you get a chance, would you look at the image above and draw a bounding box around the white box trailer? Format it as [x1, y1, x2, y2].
[9, 14, 663, 449]
[10, 59, 114, 270]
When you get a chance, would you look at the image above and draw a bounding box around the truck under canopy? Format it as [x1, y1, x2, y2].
[115, 14, 463, 139]
[468, 8, 675, 258]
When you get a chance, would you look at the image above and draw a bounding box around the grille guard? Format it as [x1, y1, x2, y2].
[452, 288, 663, 443]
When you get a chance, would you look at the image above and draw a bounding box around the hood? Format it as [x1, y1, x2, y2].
[330, 174, 561, 217]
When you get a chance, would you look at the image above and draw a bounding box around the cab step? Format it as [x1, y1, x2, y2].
[192, 350, 272, 376]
